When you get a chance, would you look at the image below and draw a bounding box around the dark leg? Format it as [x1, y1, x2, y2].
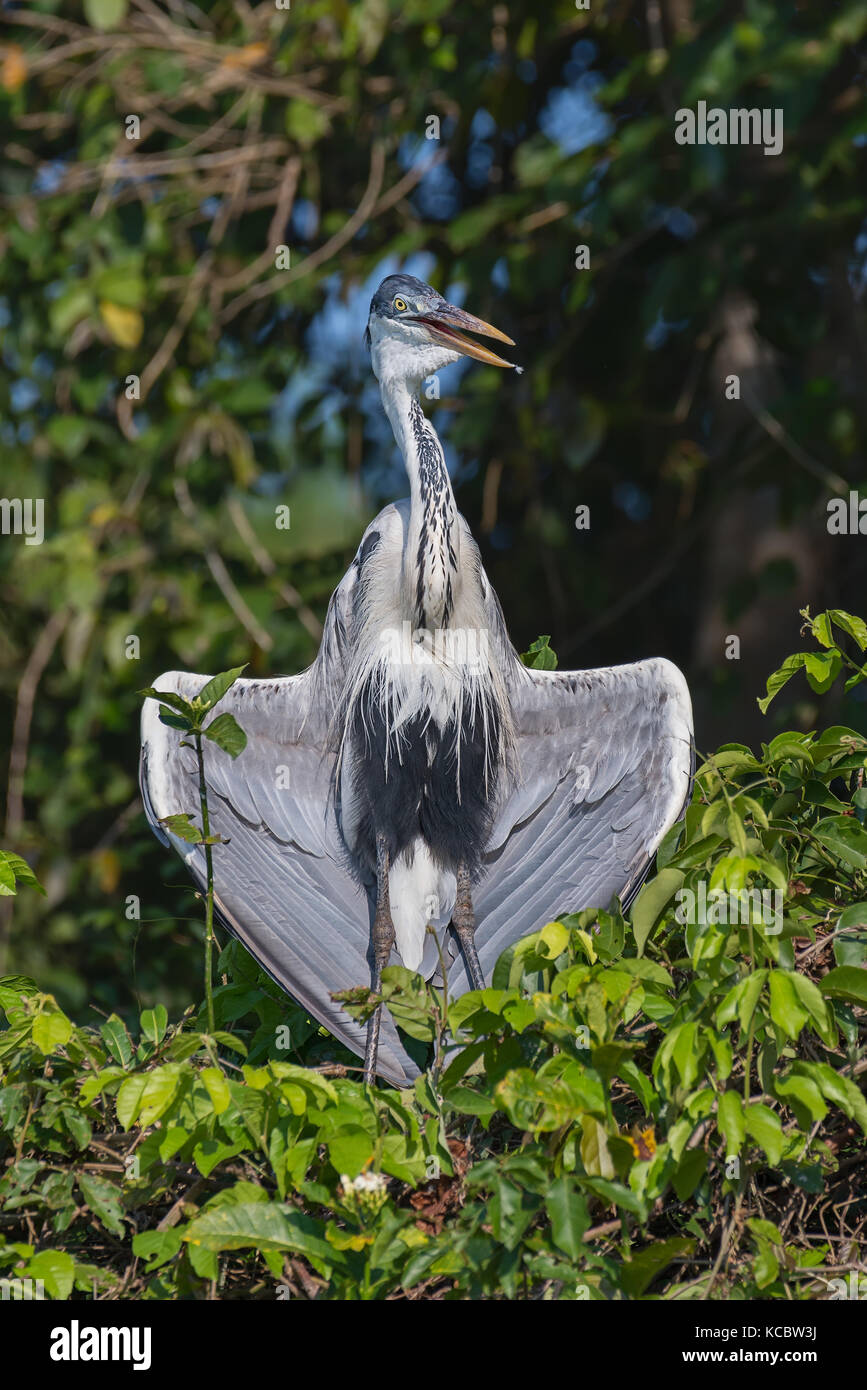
[363, 833, 395, 1085]
[452, 862, 485, 991]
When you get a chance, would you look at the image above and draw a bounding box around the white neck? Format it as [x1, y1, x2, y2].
[380, 376, 460, 631]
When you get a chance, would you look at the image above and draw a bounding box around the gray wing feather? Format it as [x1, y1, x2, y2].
[447, 655, 694, 994]
[139, 557, 420, 1086]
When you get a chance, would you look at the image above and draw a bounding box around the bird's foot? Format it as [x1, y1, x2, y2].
[452, 862, 485, 992]
[363, 844, 396, 1085]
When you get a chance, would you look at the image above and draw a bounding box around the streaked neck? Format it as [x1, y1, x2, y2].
[380, 377, 459, 630]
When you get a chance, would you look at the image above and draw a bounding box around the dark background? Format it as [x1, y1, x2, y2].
[1, 0, 865, 1019]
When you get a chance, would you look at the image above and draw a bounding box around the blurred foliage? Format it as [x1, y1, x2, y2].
[1, 2, 866, 1057]
[1, 615, 866, 1298]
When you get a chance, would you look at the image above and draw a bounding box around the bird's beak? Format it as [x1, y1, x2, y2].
[414, 302, 516, 368]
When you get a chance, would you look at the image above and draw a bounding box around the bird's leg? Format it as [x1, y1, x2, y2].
[363, 832, 395, 1085]
[452, 862, 485, 991]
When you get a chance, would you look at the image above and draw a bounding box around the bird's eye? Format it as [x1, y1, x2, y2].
[393, 297, 407, 312]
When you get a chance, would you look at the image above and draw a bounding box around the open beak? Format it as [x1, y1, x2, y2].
[414, 302, 516, 368]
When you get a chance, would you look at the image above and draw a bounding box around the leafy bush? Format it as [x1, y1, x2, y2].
[1, 613, 865, 1300]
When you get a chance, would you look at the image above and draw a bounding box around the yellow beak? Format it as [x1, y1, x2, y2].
[414, 303, 516, 368]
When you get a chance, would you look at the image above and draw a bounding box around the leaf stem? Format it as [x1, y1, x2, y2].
[194, 728, 216, 1035]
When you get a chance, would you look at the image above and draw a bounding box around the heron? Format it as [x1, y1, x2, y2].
[141, 273, 694, 1086]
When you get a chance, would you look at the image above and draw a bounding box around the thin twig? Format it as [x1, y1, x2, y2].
[219, 141, 387, 323]
[0, 607, 70, 968]
[225, 496, 322, 641]
[173, 474, 273, 652]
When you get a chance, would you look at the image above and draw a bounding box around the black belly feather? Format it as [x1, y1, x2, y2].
[345, 680, 502, 880]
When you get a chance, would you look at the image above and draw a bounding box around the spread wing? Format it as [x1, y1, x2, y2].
[139, 553, 421, 1087]
[446, 655, 695, 994]
[141, 503, 693, 1083]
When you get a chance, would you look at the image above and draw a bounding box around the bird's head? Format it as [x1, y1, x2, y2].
[365, 274, 515, 386]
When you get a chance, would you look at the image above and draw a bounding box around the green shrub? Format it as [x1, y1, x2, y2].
[1, 611, 865, 1300]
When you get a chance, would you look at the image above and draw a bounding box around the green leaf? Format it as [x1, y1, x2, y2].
[0, 858, 16, 896]
[138, 1066, 181, 1126]
[203, 712, 247, 759]
[580, 1115, 614, 1178]
[0, 852, 45, 897]
[132, 1227, 184, 1271]
[495, 1066, 605, 1132]
[192, 1138, 246, 1178]
[630, 868, 684, 955]
[32, 1009, 73, 1055]
[803, 650, 842, 694]
[520, 635, 557, 670]
[79, 1065, 126, 1104]
[139, 688, 195, 718]
[748, 1217, 782, 1245]
[83, 0, 128, 31]
[25, 1250, 75, 1300]
[158, 708, 193, 732]
[774, 1074, 827, 1123]
[768, 971, 809, 1039]
[61, 1105, 91, 1149]
[444, 1086, 497, 1122]
[115, 1075, 149, 1130]
[827, 609, 867, 651]
[0, 975, 39, 1012]
[49, 285, 92, 337]
[545, 1177, 589, 1260]
[159, 813, 203, 844]
[211, 1030, 248, 1057]
[757, 652, 808, 713]
[813, 816, 867, 871]
[620, 1237, 694, 1298]
[379, 966, 437, 1042]
[218, 379, 274, 415]
[820, 966, 867, 1007]
[539, 920, 570, 959]
[77, 1173, 125, 1237]
[184, 1203, 343, 1275]
[579, 1177, 647, 1219]
[718, 1091, 745, 1154]
[100, 1015, 134, 1066]
[743, 1103, 784, 1165]
[327, 1126, 376, 1178]
[200, 1067, 231, 1115]
[197, 666, 248, 711]
[789, 972, 837, 1045]
[672, 1148, 707, 1201]
[139, 1005, 168, 1047]
[716, 970, 768, 1032]
[671, 1021, 704, 1089]
[188, 1242, 219, 1281]
[808, 1062, 867, 1135]
[752, 1239, 779, 1289]
[285, 98, 331, 148]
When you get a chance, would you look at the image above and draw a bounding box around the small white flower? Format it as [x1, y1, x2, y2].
[341, 1171, 387, 1195]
